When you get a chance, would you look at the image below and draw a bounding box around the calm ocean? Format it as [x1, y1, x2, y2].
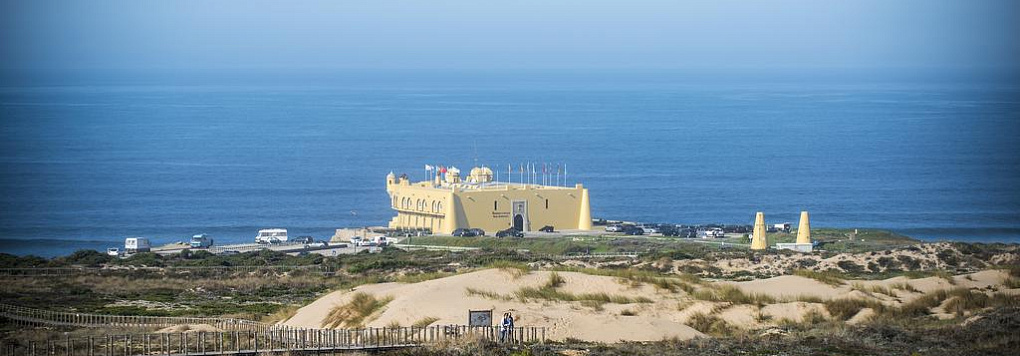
[1, 70, 1018, 257]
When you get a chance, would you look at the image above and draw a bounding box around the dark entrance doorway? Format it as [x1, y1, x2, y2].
[513, 214, 524, 231]
[512, 200, 528, 231]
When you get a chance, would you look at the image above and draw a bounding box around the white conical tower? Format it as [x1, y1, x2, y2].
[796, 211, 811, 244]
[751, 212, 767, 250]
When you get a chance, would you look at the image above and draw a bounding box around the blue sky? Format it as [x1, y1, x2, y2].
[1, 0, 1018, 74]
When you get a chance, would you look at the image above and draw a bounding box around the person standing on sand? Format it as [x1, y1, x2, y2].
[500, 312, 514, 342]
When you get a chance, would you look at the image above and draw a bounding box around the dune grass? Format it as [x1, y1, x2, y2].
[824, 298, 887, 320]
[261, 305, 300, 324]
[412, 316, 440, 328]
[322, 292, 394, 328]
[849, 282, 895, 297]
[691, 285, 776, 306]
[465, 287, 511, 301]
[686, 312, 735, 336]
[488, 261, 531, 278]
[552, 266, 700, 293]
[793, 269, 845, 286]
[934, 270, 956, 285]
[890, 281, 920, 293]
[395, 271, 459, 284]
[943, 289, 1020, 316]
[466, 272, 653, 306]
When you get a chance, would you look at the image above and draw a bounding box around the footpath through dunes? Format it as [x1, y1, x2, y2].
[283, 267, 1020, 342]
[283, 269, 705, 342]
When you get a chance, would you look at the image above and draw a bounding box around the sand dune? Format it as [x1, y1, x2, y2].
[283, 268, 1016, 342]
[284, 269, 702, 342]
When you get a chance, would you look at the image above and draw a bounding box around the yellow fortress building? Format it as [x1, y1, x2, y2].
[386, 166, 593, 234]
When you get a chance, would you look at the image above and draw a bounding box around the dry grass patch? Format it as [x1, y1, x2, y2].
[552, 266, 700, 293]
[793, 269, 844, 286]
[412, 316, 440, 328]
[943, 289, 1020, 316]
[686, 312, 735, 336]
[824, 298, 886, 320]
[465, 287, 510, 301]
[488, 261, 530, 278]
[466, 272, 653, 306]
[890, 282, 920, 293]
[322, 292, 393, 328]
[691, 285, 776, 306]
[934, 270, 956, 285]
[262, 305, 300, 324]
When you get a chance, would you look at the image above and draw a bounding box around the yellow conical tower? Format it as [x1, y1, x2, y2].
[751, 212, 767, 250]
[577, 186, 592, 230]
[796, 211, 811, 244]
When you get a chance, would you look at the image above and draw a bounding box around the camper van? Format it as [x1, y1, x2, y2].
[255, 228, 288, 244]
[124, 237, 151, 253]
[773, 223, 792, 233]
[190, 234, 214, 248]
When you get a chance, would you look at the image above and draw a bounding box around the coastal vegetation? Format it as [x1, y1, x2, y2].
[1, 235, 1018, 355]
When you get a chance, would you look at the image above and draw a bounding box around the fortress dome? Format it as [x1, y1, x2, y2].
[469, 166, 494, 183]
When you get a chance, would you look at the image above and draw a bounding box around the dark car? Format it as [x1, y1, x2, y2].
[660, 226, 679, 236]
[453, 228, 477, 237]
[495, 228, 524, 238]
[539, 225, 555, 233]
[622, 225, 644, 235]
[469, 228, 486, 237]
[295, 235, 314, 244]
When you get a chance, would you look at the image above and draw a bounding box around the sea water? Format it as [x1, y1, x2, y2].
[1, 70, 1018, 257]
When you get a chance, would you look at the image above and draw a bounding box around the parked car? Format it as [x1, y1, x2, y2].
[496, 228, 524, 238]
[639, 225, 659, 234]
[106, 248, 121, 256]
[605, 224, 624, 232]
[469, 228, 486, 237]
[295, 235, 315, 244]
[539, 225, 555, 233]
[622, 225, 644, 235]
[453, 228, 477, 237]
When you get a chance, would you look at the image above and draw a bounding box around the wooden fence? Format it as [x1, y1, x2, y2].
[0, 325, 546, 355]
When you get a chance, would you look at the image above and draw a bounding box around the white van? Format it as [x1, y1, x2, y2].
[256, 229, 288, 244]
[125, 237, 151, 253]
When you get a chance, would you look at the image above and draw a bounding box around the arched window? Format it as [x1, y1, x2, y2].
[432, 201, 437, 212]
[437, 202, 443, 213]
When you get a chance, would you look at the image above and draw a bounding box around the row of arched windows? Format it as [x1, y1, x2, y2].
[393, 195, 444, 213]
